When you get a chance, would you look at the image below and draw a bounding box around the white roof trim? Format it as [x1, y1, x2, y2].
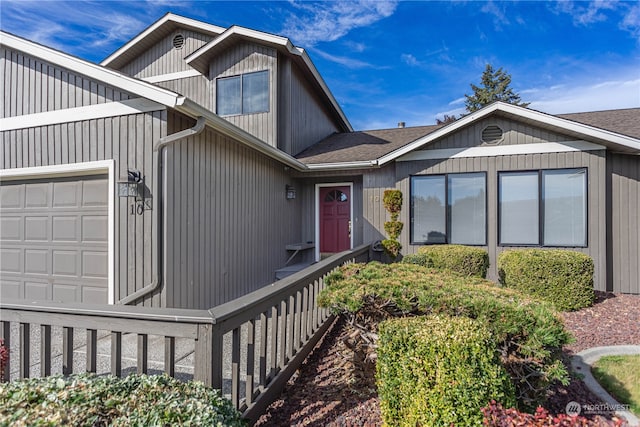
[305, 160, 377, 171]
[141, 69, 201, 83]
[397, 141, 606, 162]
[0, 98, 165, 131]
[1, 31, 184, 109]
[185, 26, 353, 132]
[377, 102, 640, 165]
[101, 13, 225, 67]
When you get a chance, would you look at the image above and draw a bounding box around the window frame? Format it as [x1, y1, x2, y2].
[216, 70, 270, 116]
[498, 167, 588, 248]
[410, 172, 488, 246]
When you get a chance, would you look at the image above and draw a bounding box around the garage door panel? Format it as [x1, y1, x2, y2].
[53, 284, 78, 302]
[83, 287, 108, 304]
[82, 216, 108, 241]
[0, 280, 21, 299]
[25, 183, 49, 207]
[53, 250, 78, 276]
[82, 251, 108, 278]
[53, 216, 79, 241]
[53, 181, 79, 207]
[1, 174, 108, 304]
[26, 281, 50, 300]
[1, 216, 21, 240]
[0, 185, 22, 208]
[25, 216, 48, 241]
[24, 249, 49, 274]
[0, 248, 21, 273]
[83, 181, 108, 206]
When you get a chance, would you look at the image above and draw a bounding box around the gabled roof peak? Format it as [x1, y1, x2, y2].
[101, 13, 225, 69]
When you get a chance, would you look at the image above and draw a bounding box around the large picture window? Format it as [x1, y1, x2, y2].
[216, 70, 269, 116]
[411, 172, 486, 245]
[499, 168, 587, 247]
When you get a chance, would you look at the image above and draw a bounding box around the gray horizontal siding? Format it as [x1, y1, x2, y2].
[363, 150, 607, 289]
[164, 112, 303, 309]
[209, 42, 277, 146]
[1, 111, 166, 308]
[608, 153, 640, 294]
[430, 116, 573, 150]
[119, 29, 212, 78]
[1, 47, 132, 119]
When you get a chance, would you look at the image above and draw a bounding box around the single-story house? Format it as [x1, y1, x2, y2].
[1, 13, 638, 310]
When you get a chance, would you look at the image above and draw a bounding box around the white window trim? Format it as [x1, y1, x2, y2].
[314, 182, 354, 262]
[1, 160, 116, 304]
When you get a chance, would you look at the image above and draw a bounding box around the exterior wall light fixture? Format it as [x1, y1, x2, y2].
[286, 184, 296, 200]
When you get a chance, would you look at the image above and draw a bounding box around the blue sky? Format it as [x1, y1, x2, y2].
[1, 0, 639, 130]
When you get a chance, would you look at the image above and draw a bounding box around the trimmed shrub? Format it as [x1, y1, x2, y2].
[382, 190, 403, 258]
[318, 262, 572, 409]
[402, 244, 489, 278]
[498, 249, 595, 311]
[377, 316, 516, 427]
[0, 373, 245, 426]
[482, 400, 626, 426]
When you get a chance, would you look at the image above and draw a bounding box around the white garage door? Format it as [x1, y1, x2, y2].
[0, 175, 109, 303]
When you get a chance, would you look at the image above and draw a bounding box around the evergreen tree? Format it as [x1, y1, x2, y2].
[464, 64, 529, 113]
[435, 114, 457, 125]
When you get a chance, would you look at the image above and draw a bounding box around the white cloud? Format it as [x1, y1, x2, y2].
[480, 1, 509, 30]
[401, 53, 421, 67]
[282, 0, 398, 46]
[528, 77, 640, 114]
[311, 48, 379, 69]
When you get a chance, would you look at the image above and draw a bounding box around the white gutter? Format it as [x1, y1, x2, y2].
[117, 116, 207, 305]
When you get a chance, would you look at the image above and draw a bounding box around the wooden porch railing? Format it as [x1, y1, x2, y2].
[0, 243, 371, 424]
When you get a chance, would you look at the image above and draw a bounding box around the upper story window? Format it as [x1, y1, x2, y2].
[216, 70, 269, 116]
[411, 172, 487, 245]
[499, 168, 587, 247]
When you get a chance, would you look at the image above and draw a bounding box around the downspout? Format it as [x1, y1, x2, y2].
[118, 116, 207, 305]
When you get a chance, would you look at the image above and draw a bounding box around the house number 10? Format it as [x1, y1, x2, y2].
[130, 203, 145, 215]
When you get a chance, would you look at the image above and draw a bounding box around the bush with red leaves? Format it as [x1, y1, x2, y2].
[482, 401, 627, 427]
[0, 339, 7, 378]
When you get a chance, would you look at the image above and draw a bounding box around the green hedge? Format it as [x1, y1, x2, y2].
[0, 373, 245, 426]
[319, 262, 572, 408]
[377, 315, 516, 426]
[498, 249, 595, 311]
[402, 244, 489, 278]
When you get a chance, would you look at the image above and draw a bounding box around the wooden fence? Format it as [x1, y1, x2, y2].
[0, 244, 371, 424]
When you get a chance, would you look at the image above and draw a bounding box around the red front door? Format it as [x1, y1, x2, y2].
[320, 186, 351, 253]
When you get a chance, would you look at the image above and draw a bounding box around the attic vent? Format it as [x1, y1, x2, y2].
[172, 34, 185, 50]
[481, 125, 504, 144]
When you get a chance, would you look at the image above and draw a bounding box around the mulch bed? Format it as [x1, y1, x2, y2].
[256, 291, 640, 426]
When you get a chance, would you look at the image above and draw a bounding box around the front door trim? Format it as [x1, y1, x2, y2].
[314, 182, 353, 262]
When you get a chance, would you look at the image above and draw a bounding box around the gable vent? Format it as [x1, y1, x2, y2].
[481, 125, 504, 144]
[172, 34, 185, 50]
